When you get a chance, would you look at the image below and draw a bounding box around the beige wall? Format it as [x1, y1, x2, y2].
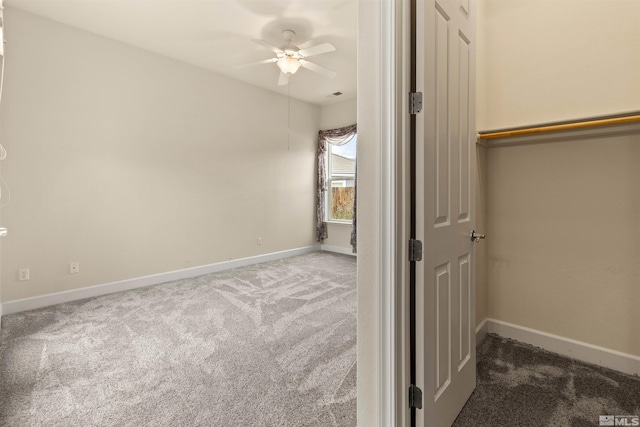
[320, 98, 357, 131]
[319, 98, 357, 251]
[478, 0, 640, 356]
[323, 220, 354, 252]
[0, 8, 320, 302]
[478, 0, 640, 130]
[486, 134, 640, 356]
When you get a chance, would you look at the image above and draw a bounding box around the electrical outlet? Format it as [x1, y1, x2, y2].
[257, 237, 263, 246]
[69, 262, 80, 274]
[19, 268, 30, 281]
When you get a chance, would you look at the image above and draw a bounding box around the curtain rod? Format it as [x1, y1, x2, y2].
[478, 111, 640, 140]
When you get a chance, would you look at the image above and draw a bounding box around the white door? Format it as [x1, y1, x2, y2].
[415, 0, 477, 425]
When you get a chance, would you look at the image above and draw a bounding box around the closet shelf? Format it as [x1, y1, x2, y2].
[477, 111, 640, 147]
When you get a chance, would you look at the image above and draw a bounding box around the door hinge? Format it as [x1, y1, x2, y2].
[409, 384, 423, 409]
[409, 92, 423, 114]
[409, 239, 423, 262]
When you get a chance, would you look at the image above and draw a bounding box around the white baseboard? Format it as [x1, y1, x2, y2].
[320, 245, 356, 256]
[2, 246, 321, 316]
[475, 318, 489, 346]
[477, 318, 640, 376]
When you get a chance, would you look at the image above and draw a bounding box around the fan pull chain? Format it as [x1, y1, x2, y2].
[288, 79, 291, 151]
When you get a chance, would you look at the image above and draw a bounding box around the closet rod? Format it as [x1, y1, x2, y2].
[478, 113, 640, 140]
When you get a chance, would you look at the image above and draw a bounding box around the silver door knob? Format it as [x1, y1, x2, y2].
[471, 230, 485, 242]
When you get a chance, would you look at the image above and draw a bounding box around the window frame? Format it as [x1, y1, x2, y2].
[325, 138, 356, 224]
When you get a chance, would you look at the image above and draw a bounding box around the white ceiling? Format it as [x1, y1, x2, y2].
[5, 0, 357, 106]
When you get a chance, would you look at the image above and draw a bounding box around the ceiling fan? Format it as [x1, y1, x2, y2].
[235, 30, 337, 86]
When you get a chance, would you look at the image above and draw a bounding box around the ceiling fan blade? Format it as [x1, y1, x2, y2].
[299, 60, 337, 78]
[278, 72, 290, 86]
[298, 43, 336, 58]
[233, 57, 278, 69]
[252, 39, 284, 54]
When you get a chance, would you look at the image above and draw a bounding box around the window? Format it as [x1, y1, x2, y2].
[327, 135, 356, 222]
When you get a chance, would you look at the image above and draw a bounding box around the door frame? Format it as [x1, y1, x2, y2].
[356, 0, 410, 425]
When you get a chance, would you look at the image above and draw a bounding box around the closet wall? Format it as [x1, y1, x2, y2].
[477, 0, 640, 131]
[477, 0, 640, 356]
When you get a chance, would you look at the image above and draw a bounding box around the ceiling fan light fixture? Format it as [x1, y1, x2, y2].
[277, 56, 301, 75]
[242, 32, 337, 85]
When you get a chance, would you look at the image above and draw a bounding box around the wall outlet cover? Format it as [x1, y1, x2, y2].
[70, 262, 80, 274]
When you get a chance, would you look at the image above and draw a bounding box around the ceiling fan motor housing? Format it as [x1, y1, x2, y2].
[280, 30, 302, 58]
[282, 29, 296, 43]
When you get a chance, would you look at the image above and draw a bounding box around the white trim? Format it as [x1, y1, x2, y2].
[378, 0, 399, 424]
[475, 318, 489, 346]
[2, 246, 320, 316]
[357, 0, 400, 424]
[478, 318, 640, 376]
[326, 220, 353, 225]
[320, 245, 356, 256]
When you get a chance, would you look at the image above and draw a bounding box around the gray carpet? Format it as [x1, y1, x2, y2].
[454, 334, 640, 427]
[0, 251, 357, 427]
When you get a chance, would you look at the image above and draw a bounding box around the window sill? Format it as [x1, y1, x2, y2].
[327, 220, 353, 226]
